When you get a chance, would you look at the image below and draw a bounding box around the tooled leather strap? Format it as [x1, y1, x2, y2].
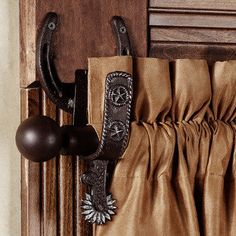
[81, 71, 133, 161]
[80, 71, 133, 225]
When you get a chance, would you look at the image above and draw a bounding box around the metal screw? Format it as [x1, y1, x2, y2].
[48, 22, 56, 31]
[68, 99, 74, 108]
[119, 26, 126, 34]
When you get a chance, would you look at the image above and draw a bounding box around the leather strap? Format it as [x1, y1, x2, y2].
[81, 71, 133, 224]
[81, 71, 133, 161]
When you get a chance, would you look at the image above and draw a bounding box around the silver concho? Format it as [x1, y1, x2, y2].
[109, 121, 126, 142]
[109, 85, 129, 106]
[81, 193, 117, 225]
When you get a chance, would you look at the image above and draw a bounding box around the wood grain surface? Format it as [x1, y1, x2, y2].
[149, 2, 236, 61]
[20, 0, 147, 86]
[58, 111, 73, 236]
[150, 42, 236, 63]
[36, 0, 147, 83]
[19, 0, 37, 88]
[74, 157, 92, 236]
[41, 91, 57, 236]
[149, 11, 236, 28]
[21, 87, 41, 236]
[151, 28, 236, 44]
[150, 0, 236, 10]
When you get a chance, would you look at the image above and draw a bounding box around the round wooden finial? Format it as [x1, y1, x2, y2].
[16, 116, 62, 162]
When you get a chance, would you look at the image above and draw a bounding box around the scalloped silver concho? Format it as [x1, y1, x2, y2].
[81, 193, 117, 225]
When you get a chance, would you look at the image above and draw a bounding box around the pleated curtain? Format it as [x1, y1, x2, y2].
[87, 56, 236, 236]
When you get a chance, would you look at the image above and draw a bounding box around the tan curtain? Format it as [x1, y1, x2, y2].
[88, 56, 236, 236]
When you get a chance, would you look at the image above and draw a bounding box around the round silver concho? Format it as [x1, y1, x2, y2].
[109, 85, 129, 106]
[109, 121, 126, 142]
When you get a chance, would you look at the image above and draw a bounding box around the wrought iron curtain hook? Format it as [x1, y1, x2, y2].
[37, 12, 75, 113]
[111, 16, 131, 56]
[37, 13, 132, 113]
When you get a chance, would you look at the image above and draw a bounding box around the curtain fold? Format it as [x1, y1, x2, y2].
[88, 57, 236, 236]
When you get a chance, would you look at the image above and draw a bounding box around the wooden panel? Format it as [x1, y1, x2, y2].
[41, 92, 57, 236]
[149, 3, 236, 61]
[150, 0, 236, 11]
[37, 0, 147, 84]
[149, 8, 236, 14]
[21, 88, 41, 236]
[151, 28, 236, 44]
[20, 0, 147, 87]
[150, 42, 236, 62]
[19, 0, 37, 88]
[74, 158, 92, 235]
[149, 11, 236, 28]
[59, 111, 73, 236]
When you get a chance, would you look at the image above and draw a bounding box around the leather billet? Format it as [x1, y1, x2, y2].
[81, 71, 133, 161]
[80, 70, 133, 224]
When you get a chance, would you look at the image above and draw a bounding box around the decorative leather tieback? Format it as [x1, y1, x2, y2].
[81, 72, 133, 224]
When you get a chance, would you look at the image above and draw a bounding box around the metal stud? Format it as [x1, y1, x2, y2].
[109, 85, 129, 106]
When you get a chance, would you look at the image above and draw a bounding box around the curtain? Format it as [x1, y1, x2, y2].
[88, 56, 236, 236]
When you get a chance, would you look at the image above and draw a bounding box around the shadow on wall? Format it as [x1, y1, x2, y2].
[0, 0, 20, 235]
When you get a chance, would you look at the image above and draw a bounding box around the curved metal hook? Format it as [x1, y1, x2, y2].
[111, 16, 131, 56]
[37, 12, 75, 113]
[37, 13, 131, 113]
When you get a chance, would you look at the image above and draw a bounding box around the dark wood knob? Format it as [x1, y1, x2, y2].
[60, 125, 99, 156]
[16, 116, 62, 162]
